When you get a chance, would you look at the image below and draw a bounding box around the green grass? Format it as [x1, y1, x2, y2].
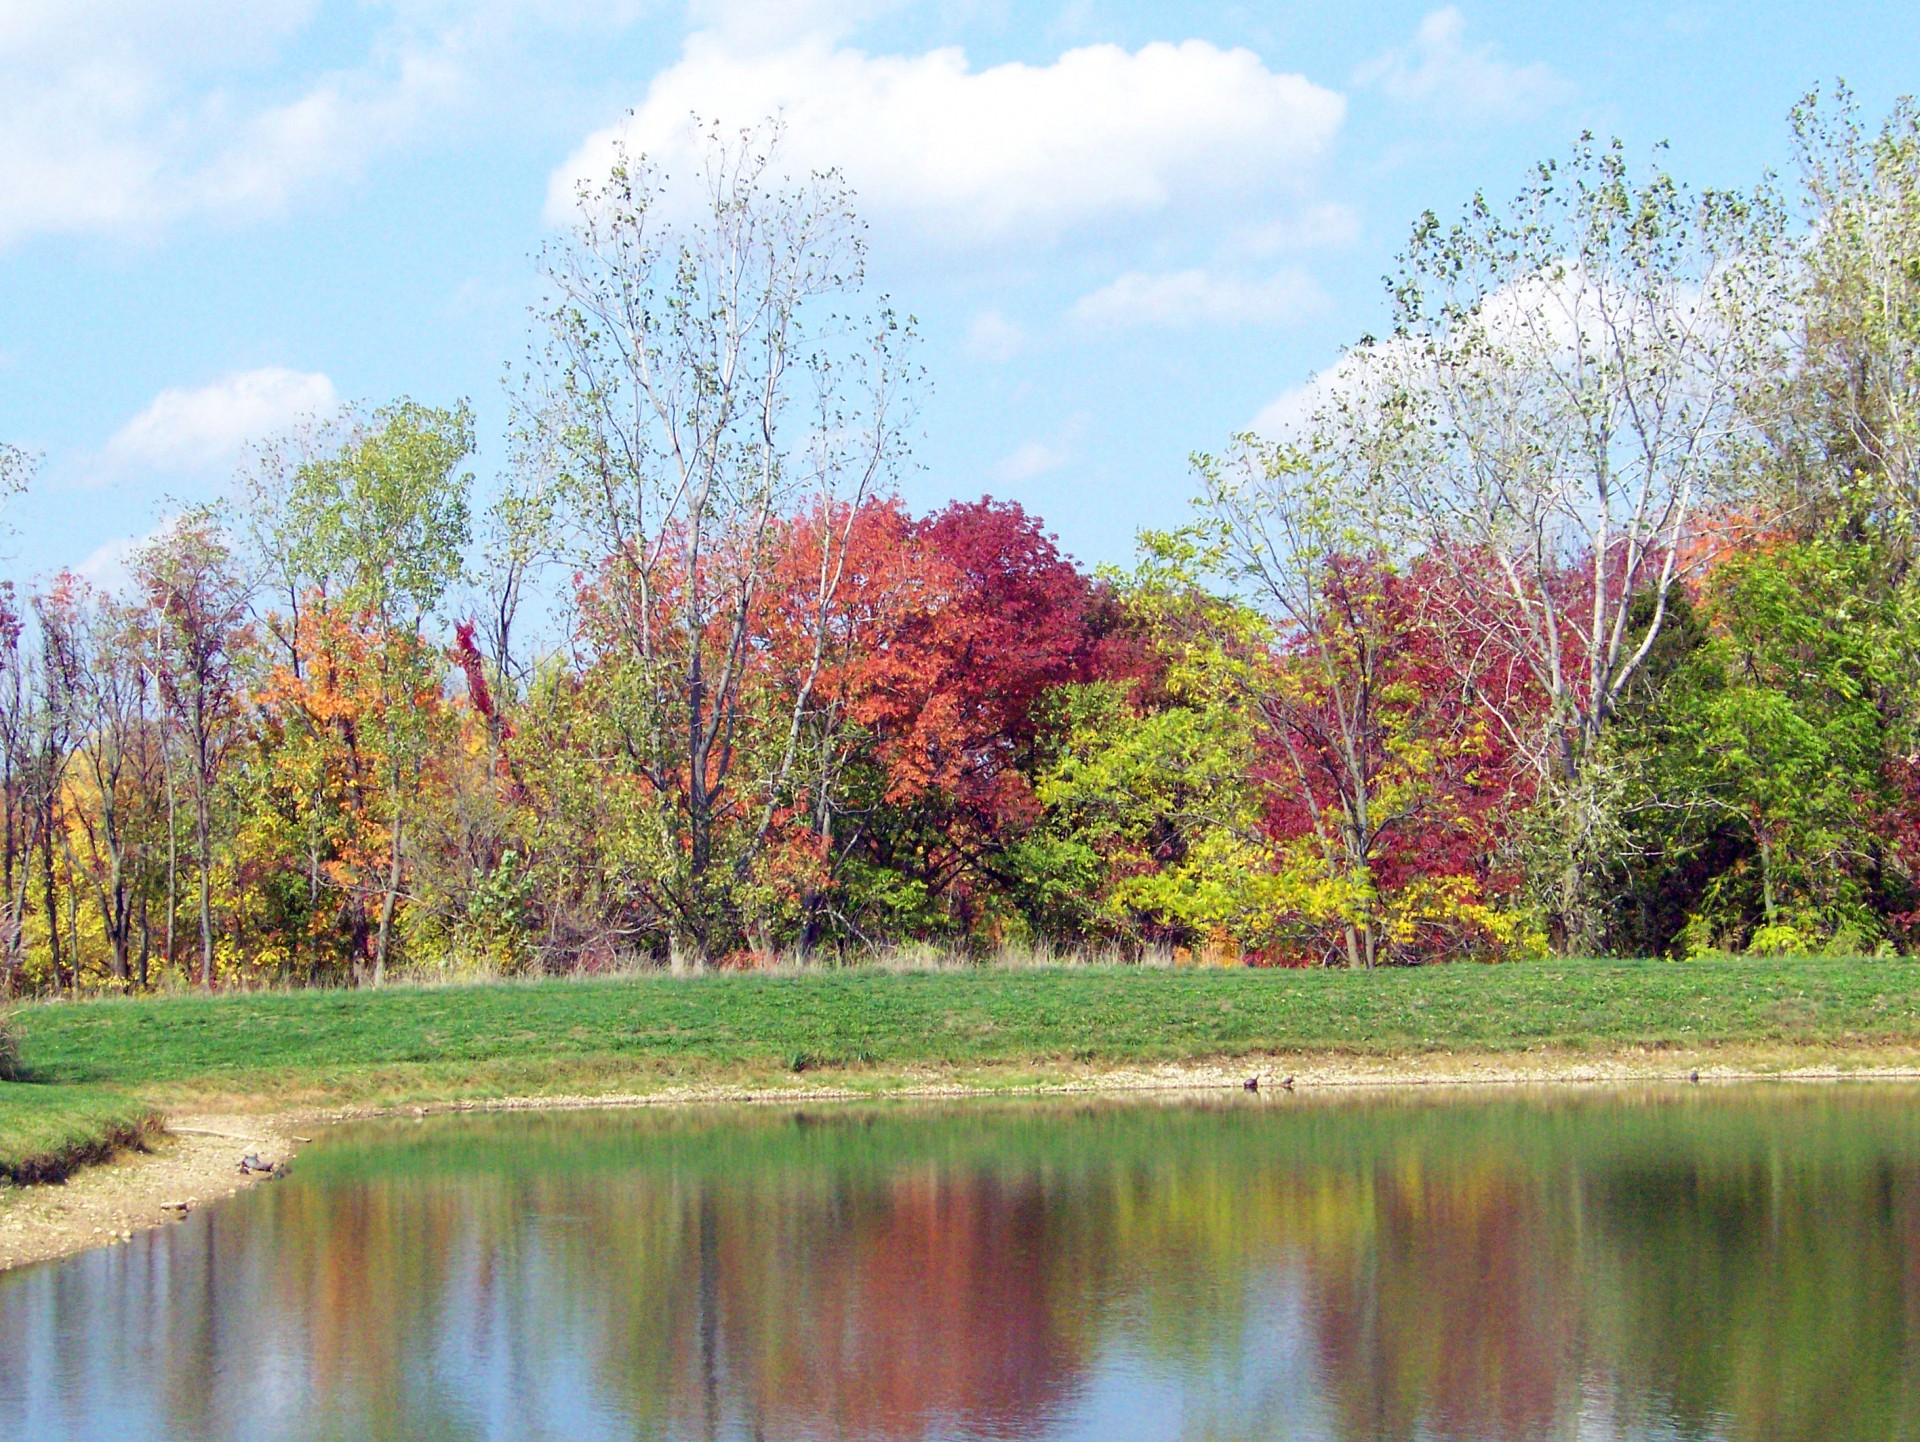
[0, 1083, 159, 1185]
[12, 956, 1920, 1104]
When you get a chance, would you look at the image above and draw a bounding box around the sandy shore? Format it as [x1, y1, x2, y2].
[7, 1046, 1920, 1274]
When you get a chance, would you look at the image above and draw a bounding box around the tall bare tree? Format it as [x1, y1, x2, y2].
[0, 585, 33, 994]
[1772, 86, 1920, 543]
[526, 123, 913, 954]
[29, 581, 88, 992]
[1382, 137, 1780, 782]
[68, 586, 153, 986]
[136, 511, 251, 990]
[0, 448, 34, 991]
[1370, 138, 1781, 944]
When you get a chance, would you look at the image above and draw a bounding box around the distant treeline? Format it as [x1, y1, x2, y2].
[3, 88, 1920, 989]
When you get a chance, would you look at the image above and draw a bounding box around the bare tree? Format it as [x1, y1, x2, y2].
[1366, 137, 1781, 945]
[525, 122, 914, 953]
[68, 587, 152, 987]
[0, 449, 34, 990]
[29, 582, 84, 992]
[1772, 86, 1920, 544]
[0, 585, 33, 993]
[136, 511, 251, 990]
[1383, 137, 1779, 783]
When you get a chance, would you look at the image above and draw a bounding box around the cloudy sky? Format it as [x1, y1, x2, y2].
[2, 0, 1916, 588]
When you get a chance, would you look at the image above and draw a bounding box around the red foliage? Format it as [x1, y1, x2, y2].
[1877, 755, 1920, 947]
[853, 498, 1099, 825]
[451, 620, 496, 723]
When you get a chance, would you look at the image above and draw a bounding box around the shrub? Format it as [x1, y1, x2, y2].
[0, 1011, 20, 1082]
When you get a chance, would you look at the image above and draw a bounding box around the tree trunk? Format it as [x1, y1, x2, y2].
[39, 818, 61, 992]
[107, 850, 129, 985]
[164, 751, 177, 978]
[195, 785, 213, 990]
[65, 870, 79, 999]
[1759, 832, 1778, 926]
[373, 807, 402, 986]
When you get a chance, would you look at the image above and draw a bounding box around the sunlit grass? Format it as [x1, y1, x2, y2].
[9, 955, 1920, 1113]
[0, 1084, 158, 1185]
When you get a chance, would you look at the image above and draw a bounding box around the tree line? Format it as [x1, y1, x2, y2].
[2, 90, 1918, 989]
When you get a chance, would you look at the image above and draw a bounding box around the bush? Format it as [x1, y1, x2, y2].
[0, 1010, 21, 1081]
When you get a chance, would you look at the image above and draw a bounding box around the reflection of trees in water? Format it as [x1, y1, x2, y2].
[235, 1164, 1099, 1441]
[1579, 1159, 1920, 1442]
[12, 1102, 1920, 1441]
[1286, 1150, 1920, 1442]
[729, 1174, 1084, 1438]
[1298, 1163, 1581, 1442]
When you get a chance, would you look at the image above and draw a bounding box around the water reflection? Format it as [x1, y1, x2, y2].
[5, 1087, 1920, 1441]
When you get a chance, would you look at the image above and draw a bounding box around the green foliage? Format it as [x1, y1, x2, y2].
[283, 399, 475, 622]
[1604, 540, 1907, 955]
[1030, 678, 1269, 945]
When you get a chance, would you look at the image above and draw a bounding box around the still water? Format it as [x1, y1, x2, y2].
[5, 1086, 1920, 1441]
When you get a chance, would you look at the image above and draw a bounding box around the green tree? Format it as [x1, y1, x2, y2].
[1615, 541, 1895, 954]
[263, 400, 475, 983]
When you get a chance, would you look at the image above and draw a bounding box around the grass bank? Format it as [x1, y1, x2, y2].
[8, 955, 1920, 1115]
[0, 1084, 160, 1185]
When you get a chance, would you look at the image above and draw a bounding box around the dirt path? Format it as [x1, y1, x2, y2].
[7, 1047, 1920, 1274]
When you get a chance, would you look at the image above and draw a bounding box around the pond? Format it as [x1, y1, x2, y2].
[4, 1085, 1920, 1441]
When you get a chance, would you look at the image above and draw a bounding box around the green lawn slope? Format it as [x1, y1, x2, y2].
[6, 958, 1920, 1176]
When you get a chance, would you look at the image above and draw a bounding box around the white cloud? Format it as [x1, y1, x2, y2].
[548, 34, 1345, 245]
[101, 368, 339, 478]
[1355, 7, 1567, 123]
[991, 413, 1087, 483]
[963, 309, 1026, 363]
[1074, 267, 1325, 328]
[1225, 201, 1362, 259]
[74, 524, 165, 595]
[0, 1, 472, 245]
[993, 438, 1071, 483]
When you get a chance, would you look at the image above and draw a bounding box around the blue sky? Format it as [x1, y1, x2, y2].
[2, 0, 1917, 593]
